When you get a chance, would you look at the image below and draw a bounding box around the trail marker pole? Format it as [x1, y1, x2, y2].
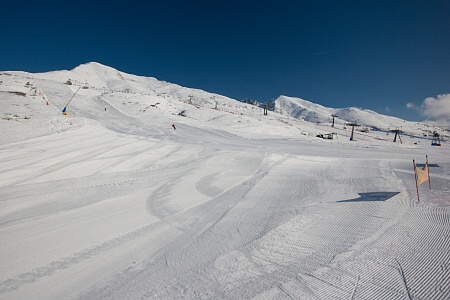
[413, 155, 432, 203]
[413, 159, 420, 202]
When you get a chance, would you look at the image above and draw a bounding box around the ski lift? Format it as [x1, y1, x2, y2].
[431, 132, 441, 146]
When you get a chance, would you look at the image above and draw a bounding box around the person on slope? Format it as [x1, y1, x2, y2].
[172, 123, 176, 130]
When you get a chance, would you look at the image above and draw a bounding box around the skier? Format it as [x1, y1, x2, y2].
[172, 123, 176, 130]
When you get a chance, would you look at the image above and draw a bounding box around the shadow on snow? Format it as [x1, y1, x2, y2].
[338, 192, 400, 203]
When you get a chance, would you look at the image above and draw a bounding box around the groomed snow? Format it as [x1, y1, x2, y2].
[0, 64, 449, 299]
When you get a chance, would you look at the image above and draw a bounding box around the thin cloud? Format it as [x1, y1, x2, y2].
[406, 102, 418, 110]
[407, 94, 450, 127]
[312, 50, 335, 56]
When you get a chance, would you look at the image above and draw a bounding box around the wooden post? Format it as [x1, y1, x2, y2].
[413, 159, 420, 202]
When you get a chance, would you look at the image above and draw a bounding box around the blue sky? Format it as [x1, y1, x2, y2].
[1, 0, 449, 122]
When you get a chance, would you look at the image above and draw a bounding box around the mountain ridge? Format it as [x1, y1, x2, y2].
[2, 62, 446, 139]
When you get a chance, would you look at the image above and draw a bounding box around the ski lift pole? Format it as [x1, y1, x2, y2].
[62, 86, 81, 115]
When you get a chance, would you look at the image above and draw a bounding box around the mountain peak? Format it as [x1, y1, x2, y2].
[71, 62, 122, 76]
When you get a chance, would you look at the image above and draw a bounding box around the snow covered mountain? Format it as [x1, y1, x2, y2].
[4, 62, 443, 138]
[274, 95, 440, 134]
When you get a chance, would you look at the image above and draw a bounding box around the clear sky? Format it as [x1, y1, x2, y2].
[1, 0, 449, 122]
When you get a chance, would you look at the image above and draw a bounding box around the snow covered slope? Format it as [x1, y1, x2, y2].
[0, 63, 449, 300]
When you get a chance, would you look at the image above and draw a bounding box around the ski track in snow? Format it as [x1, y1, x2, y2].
[0, 71, 449, 299]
